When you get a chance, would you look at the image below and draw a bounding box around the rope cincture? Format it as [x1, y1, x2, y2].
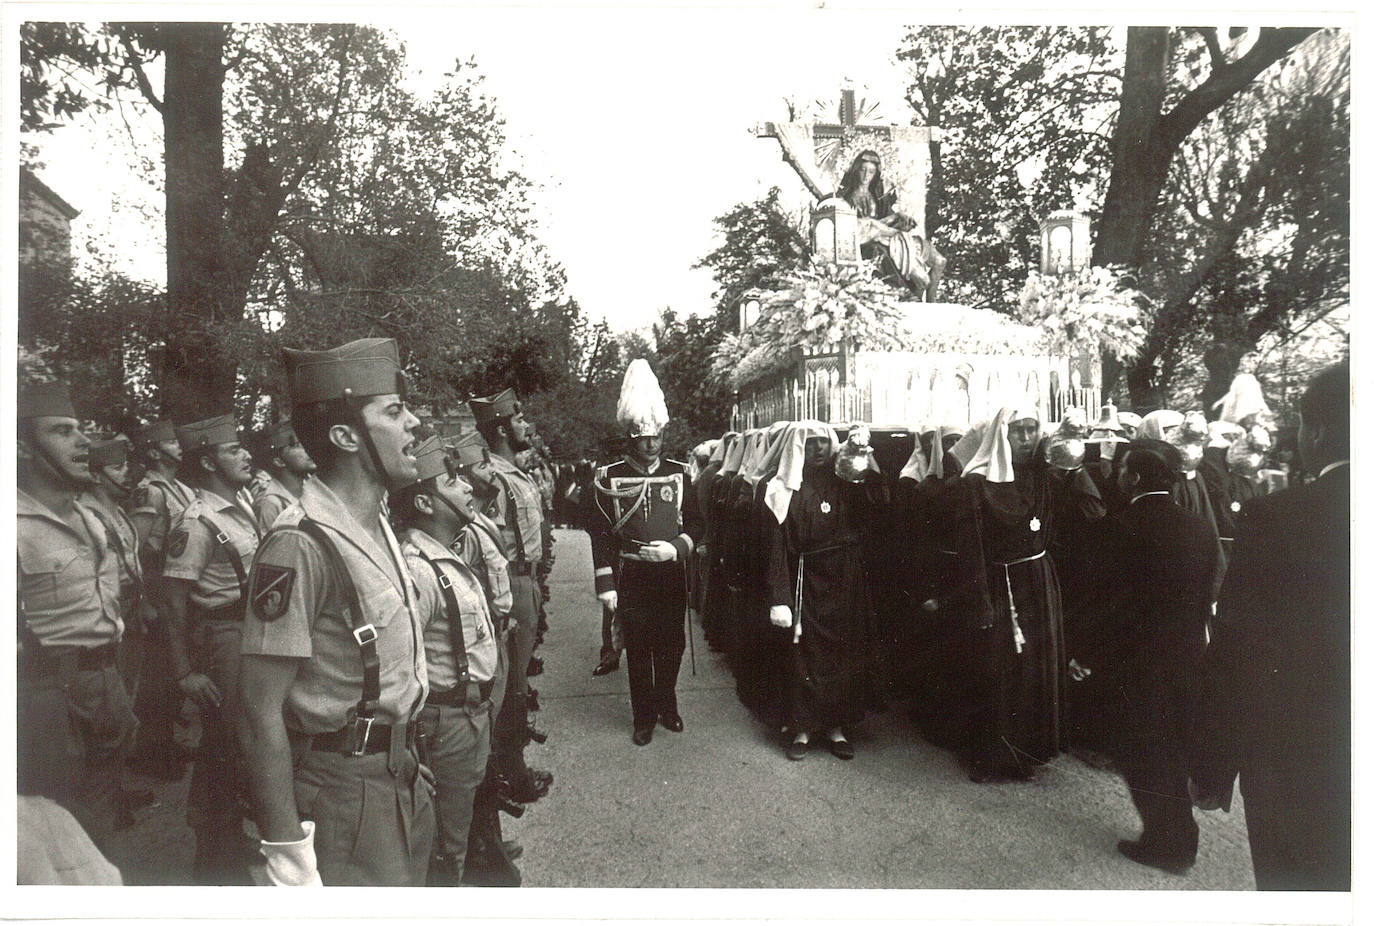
[995, 549, 1046, 655]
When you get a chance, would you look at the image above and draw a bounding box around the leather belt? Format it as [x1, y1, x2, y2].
[509, 561, 536, 577]
[189, 600, 246, 623]
[427, 679, 494, 707]
[308, 719, 416, 756]
[21, 639, 120, 676]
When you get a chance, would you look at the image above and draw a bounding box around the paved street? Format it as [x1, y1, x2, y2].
[105, 527, 1255, 890]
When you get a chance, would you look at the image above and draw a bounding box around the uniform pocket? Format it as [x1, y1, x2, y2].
[18, 546, 83, 615]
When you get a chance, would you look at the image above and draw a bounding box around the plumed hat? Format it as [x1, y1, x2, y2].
[616, 359, 669, 437]
[1213, 373, 1273, 426]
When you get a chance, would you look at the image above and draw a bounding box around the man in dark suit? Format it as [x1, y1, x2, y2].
[1100, 441, 1221, 875]
[1192, 360, 1350, 890]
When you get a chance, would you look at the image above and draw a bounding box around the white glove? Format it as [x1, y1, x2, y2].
[637, 540, 677, 563]
[261, 820, 324, 886]
[598, 590, 618, 613]
[769, 605, 793, 628]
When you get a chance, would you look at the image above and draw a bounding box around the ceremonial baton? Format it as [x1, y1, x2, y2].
[684, 558, 697, 676]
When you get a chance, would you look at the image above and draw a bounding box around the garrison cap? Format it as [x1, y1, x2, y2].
[409, 435, 452, 483]
[175, 415, 239, 452]
[89, 438, 129, 469]
[137, 419, 178, 445]
[18, 381, 76, 419]
[283, 337, 405, 406]
[450, 430, 491, 467]
[265, 421, 298, 450]
[467, 387, 520, 426]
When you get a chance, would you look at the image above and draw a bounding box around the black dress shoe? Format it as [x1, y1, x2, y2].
[526, 656, 544, 677]
[526, 721, 548, 744]
[827, 737, 855, 760]
[507, 770, 551, 803]
[592, 654, 620, 676]
[1116, 839, 1195, 876]
[632, 725, 654, 746]
[786, 738, 809, 761]
[659, 712, 684, 732]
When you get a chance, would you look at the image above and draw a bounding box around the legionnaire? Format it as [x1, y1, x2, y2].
[586, 360, 703, 745]
[127, 418, 196, 781]
[83, 437, 158, 830]
[161, 415, 260, 884]
[83, 438, 147, 688]
[468, 387, 553, 801]
[237, 337, 435, 886]
[392, 436, 503, 886]
[17, 381, 138, 850]
[448, 429, 524, 886]
[248, 421, 316, 531]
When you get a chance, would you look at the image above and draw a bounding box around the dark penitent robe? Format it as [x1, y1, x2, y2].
[765, 466, 875, 734]
[945, 462, 1100, 777]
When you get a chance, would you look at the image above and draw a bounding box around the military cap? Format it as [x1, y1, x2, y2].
[18, 381, 76, 419]
[283, 337, 405, 406]
[467, 387, 520, 427]
[89, 438, 129, 469]
[265, 421, 298, 450]
[408, 435, 452, 483]
[450, 430, 491, 467]
[175, 415, 239, 452]
[137, 419, 178, 445]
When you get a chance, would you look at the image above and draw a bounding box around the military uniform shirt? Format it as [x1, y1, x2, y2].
[81, 493, 142, 588]
[252, 476, 298, 533]
[17, 490, 123, 648]
[128, 470, 195, 556]
[488, 455, 543, 564]
[401, 529, 498, 688]
[241, 478, 427, 734]
[163, 488, 261, 609]
[454, 516, 512, 619]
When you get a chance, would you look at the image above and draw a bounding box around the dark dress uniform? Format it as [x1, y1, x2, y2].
[588, 457, 702, 731]
[1193, 462, 1350, 890]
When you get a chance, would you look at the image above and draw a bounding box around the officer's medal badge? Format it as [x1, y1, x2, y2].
[167, 527, 189, 559]
[251, 564, 296, 622]
[660, 485, 674, 502]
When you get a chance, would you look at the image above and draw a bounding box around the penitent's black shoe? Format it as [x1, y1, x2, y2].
[526, 656, 544, 677]
[1116, 839, 1195, 876]
[632, 725, 654, 746]
[592, 654, 620, 676]
[659, 712, 684, 733]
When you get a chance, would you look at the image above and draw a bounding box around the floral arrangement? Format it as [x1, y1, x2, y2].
[1016, 265, 1150, 361]
[714, 259, 1049, 391]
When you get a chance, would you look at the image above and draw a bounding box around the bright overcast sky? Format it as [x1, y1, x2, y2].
[23, 4, 926, 332]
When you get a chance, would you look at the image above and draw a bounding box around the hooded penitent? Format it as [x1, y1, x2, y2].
[616, 359, 670, 437]
[764, 420, 840, 523]
[744, 421, 790, 487]
[1138, 409, 1184, 443]
[1172, 411, 1209, 475]
[958, 403, 1040, 483]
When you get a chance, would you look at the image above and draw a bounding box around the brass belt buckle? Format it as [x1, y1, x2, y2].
[348, 715, 375, 756]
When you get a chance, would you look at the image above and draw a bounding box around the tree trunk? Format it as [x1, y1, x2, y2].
[1093, 27, 1173, 269]
[159, 23, 232, 420]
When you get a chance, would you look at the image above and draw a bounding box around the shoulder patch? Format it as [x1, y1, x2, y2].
[167, 527, 188, 559]
[130, 485, 151, 509]
[251, 564, 296, 622]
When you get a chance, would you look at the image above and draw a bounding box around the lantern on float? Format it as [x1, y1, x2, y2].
[811, 197, 860, 265]
[1039, 210, 1091, 276]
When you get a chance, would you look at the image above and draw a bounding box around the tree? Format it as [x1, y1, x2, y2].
[694, 186, 806, 332]
[649, 308, 734, 458]
[1103, 29, 1344, 408]
[898, 26, 1119, 310]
